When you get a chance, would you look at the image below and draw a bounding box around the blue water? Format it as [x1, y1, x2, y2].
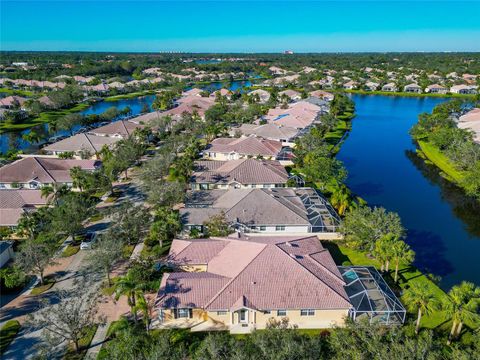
[338, 95, 480, 290]
[0, 80, 253, 154]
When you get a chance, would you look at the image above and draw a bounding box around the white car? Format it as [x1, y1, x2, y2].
[80, 232, 98, 250]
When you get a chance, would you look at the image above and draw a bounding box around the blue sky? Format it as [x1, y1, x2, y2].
[1, 1, 479, 52]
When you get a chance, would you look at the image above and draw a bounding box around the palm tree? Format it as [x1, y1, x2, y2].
[329, 184, 351, 216]
[403, 283, 437, 335]
[70, 166, 88, 191]
[41, 183, 70, 205]
[391, 240, 415, 283]
[442, 282, 480, 344]
[114, 273, 145, 323]
[373, 233, 397, 272]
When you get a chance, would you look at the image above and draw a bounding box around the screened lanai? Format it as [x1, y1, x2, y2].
[338, 266, 406, 325]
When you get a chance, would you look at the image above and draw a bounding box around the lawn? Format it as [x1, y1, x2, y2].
[62, 244, 80, 257]
[0, 103, 90, 132]
[417, 140, 465, 184]
[30, 275, 56, 296]
[0, 88, 35, 97]
[322, 241, 450, 330]
[63, 325, 98, 360]
[0, 320, 21, 355]
[104, 90, 156, 102]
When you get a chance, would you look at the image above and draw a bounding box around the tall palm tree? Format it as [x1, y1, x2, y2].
[114, 273, 146, 323]
[403, 283, 437, 335]
[391, 240, 415, 283]
[442, 282, 480, 344]
[373, 233, 397, 272]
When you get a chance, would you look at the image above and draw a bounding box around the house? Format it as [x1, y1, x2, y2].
[268, 66, 287, 75]
[381, 83, 397, 92]
[309, 90, 334, 102]
[457, 108, 480, 144]
[270, 74, 300, 86]
[182, 88, 203, 97]
[37, 96, 55, 108]
[161, 95, 215, 120]
[462, 74, 477, 83]
[403, 83, 422, 93]
[89, 120, 144, 139]
[190, 159, 289, 190]
[0, 157, 99, 189]
[301, 66, 317, 74]
[450, 85, 478, 95]
[204, 136, 283, 161]
[279, 89, 302, 101]
[210, 88, 232, 100]
[180, 187, 340, 234]
[230, 123, 299, 145]
[0, 241, 15, 268]
[0, 96, 27, 109]
[425, 84, 448, 94]
[343, 81, 357, 90]
[264, 101, 321, 130]
[155, 234, 351, 333]
[0, 189, 49, 227]
[43, 133, 120, 157]
[248, 89, 271, 104]
[108, 81, 126, 91]
[364, 82, 379, 91]
[73, 76, 96, 84]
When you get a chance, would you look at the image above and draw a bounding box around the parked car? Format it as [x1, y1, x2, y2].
[80, 232, 98, 250]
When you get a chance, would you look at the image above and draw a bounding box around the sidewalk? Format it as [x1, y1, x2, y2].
[84, 322, 110, 360]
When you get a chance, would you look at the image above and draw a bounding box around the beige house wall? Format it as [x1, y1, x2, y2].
[160, 308, 349, 331]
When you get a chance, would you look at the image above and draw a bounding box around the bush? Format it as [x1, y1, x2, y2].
[62, 245, 80, 258]
[0, 320, 21, 354]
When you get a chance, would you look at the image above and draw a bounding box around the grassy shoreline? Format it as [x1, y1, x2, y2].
[0, 103, 90, 133]
[103, 90, 157, 102]
[416, 140, 466, 184]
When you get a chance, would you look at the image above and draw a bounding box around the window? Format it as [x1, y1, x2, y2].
[276, 225, 285, 231]
[264, 310, 271, 314]
[260, 226, 266, 231]
[176, 309, 191, 319]
[251, 226, 256, 230]
[277, 310, 287, 316]
[217, 311, 228, 316]
[300, 309, 315, 316]
[251, 184, 256, 188]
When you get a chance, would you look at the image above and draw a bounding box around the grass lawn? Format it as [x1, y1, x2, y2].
[417, 140, 465, 184]
[104, 90, 156, 102]
[0, 103, 90, 132]
[89, 213, 105, 222]
[64, 324, 98, 360]
[0, 320, 21, 355]
[62, 244, 80, 258]
[30, 275, 56, 296]
[123, 244, 135, 258]
[322, 241, 451, 330]
[0, 88, 35, 97]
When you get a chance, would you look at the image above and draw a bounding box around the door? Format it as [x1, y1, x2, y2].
[239, 310, 247, 323]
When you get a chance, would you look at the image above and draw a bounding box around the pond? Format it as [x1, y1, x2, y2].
[338, 95, 480, 290]
[0, 80, 254, 154]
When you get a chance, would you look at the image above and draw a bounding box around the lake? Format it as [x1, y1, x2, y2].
[338, 95, 480, 290]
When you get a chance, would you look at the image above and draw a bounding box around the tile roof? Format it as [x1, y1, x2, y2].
[0, 189, 48, 226]
[182, 188, 308, 226]
[89, 120, 144, 137]
[157, 235, 351, 310]
[234, 123, 299, 142]
[205, 137, 283, 158]
[43, 133, 119, 153]
[264, 101, 321, 129]
[0, 157, 98, 184]
[191, 159, 288, 186]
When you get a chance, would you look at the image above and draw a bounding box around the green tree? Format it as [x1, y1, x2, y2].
[403, 283, 438, 335]
[114, 272, 145, 323]
[51, 193, 93, 242]
[15, 236, 57, 285]
[203, 212, 232, 237]
[391, 240, 415, 282]
[149, 207, 181, 248]
[340, 206, 405, 252]
[442, 282, 480, 344]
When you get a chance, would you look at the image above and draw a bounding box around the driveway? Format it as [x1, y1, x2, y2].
[1, 177, 146, 359]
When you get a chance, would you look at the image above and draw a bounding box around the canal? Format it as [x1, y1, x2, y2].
[338, 95, 480, 290]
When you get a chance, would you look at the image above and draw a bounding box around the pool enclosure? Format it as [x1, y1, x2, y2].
[338, 266, 406, 325]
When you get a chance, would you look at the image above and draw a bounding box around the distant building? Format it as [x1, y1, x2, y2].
[403, 83, 422, 93]
[283, 50, 294, 54]
[425, 84, 448, 94]
[382, 83, 397, 92]
[204, 136, 283, 161]
[450, 85, 478, 95]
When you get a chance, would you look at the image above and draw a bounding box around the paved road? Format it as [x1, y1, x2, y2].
[1, 181, 145, 359]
